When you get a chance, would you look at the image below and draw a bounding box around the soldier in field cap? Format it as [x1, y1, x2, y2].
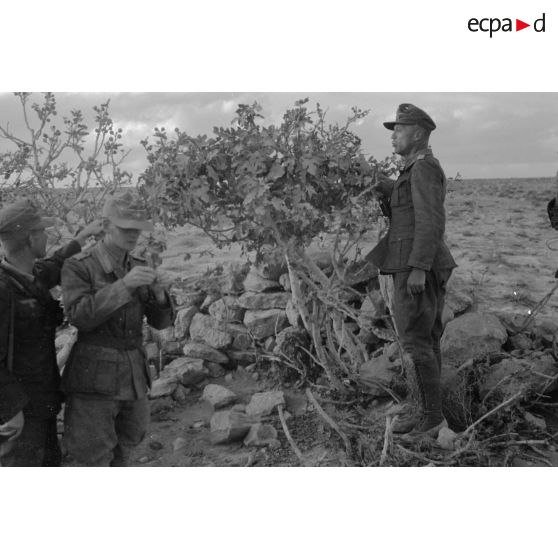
[366, 103, 457, 440]
[61, 190, 174, 466]
[0, 199, 103, 466]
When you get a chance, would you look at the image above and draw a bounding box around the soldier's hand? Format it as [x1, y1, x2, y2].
[123, 266, 157, 289]
[153, 270, 173, 290]
[75, 219, 104, 245]
[407, 268, 426, 296]
[0, 411, 24, 442]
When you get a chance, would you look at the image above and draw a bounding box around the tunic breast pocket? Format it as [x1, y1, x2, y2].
[392, 180, 412, 207]
[64, 345, 119, 396]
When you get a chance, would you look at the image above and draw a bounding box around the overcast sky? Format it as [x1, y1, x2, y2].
[0, 92, 557, 180]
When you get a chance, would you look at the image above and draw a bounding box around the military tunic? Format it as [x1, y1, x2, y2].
[61, 240, 174, 466]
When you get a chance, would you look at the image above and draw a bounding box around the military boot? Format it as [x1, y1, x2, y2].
[391, 404, 421, 434]
[402, 363, 446, 441]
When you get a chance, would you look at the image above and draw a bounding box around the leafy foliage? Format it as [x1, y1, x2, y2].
[139, 99, 396, 257]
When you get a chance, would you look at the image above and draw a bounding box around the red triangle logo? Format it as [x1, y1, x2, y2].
[516, 19, 530, 31]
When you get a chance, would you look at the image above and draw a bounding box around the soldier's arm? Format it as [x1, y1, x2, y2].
[0, 290, 29, 424]
[61, 257, 135, 331]
[34, 239, 82, 289]
[408, 160, 446, 270]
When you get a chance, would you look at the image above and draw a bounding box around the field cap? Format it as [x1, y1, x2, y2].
[0, 199, 55, 234]
[383, 103, 436, 132]
[102, 191, 153, 231]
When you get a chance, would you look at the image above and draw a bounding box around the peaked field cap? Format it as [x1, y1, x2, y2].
[383, 103, 436, 131]
[0, 199, 55, 234]
[102, 191, 154, 231]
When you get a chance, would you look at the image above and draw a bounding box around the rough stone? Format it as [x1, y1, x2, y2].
[441, 313, 507, 366]
[174, 306, 199, 339]
[358, 354, 398, 397]
[441, 305, 455, 329]
[163, 357, 209, 386]
[189, 313, 233, 349]
[206, 362, 226, 378]
[244, 309, 288, 339]
[445, 275, 474, 315]
[225, 350, 258, 364]
[144, 342, 159, 362]
[243, 424, 280, 448]
[210, 409, 254, 444]
[243, 270, 280, 293]
[173, 291, 205, 308]
[202, 384, 239, 409]
[238, 292, 291, 310]
[172, 384, 189, 402]
[279, 273, 291, 292]
[437, 427, 458, 450]
[172, 437, 188, 452]
[479, 356, 557, 400]
[224, 323, 254, 351]
[182, 341, 229, 364]
[524, 412, 547, 431]
[245, 391, 285, 417]
[200, 293, 221, 311]
[162, 340, 182, 354]
[149, 377, 178, 399]
[359, 290, 387, 324]
[253, 249, 287, 281]
[509, 333, 533, 351]
[208, 296, 245, 323]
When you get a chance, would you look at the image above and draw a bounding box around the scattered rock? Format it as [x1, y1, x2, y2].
[162, 340, 182, 354]
[206, 362, 226, 378]
[210, 409, 254, 444]
[174, 306, 199, 339]
[200, 293, 221, 311]
[246, 391, 285, 417]
[244, 424, 280, 448]
[524, 412, 547, 431]
[225, 373, 233, 383]
[244, 308, 288, 339]
[149, 376, 179, 399]
[243, 270, 280, 293]
[138, 456, 149, 464]
[208, 296, 245, 323]
[144, 342, 159, 361]
[202, 384, 239, 409]
[189, 313, 233, 350]
[441, 305, 455, 329]
[173, 291, 205, 307]
[509, 333, 533, 351]
[224, 323, 254, 351]
[437, 426, 458, 450]
[163, 356, 209, 386]
[172, 437, 188, 452]
[149, 441, 164, 451]
[358, 354, 398, 397]
[225, 350, 258, 364]
[445, 275, 474, 315]
[172, 384, 189, 402]
[238, 292, 291, 310]
[183, 341, 229, 364]
[441, 312, 507, 366]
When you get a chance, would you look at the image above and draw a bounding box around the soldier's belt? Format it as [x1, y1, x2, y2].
[77, 333, 143, 350]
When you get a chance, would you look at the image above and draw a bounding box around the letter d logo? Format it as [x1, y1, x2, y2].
[534, 13, 546, 32]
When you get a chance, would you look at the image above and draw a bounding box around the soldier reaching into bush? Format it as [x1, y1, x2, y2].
[61, 191, 174, 466]
[366, 103, 457, 439]
[0, 200, 103, 466]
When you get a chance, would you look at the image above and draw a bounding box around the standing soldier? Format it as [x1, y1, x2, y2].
[367, 103, 457, 439]
[61, 191, 174, 466]
[0, 199, 102, 466]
